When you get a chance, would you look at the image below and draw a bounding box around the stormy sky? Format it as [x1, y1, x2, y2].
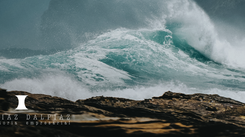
[0, 0, 244, 50]
[0, 0, 50, 49]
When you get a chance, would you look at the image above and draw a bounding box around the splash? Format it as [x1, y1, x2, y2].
[1, 0, 245, 102]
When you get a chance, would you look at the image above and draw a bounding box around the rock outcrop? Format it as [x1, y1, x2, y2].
[1, 89, 245, 136]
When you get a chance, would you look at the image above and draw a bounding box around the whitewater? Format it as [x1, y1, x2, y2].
[1, 0, 245, 102]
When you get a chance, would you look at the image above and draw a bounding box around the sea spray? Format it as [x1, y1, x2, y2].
[1, 0, 245, 103]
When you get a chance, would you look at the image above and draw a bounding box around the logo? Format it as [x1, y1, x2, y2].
[1, 95, 71, 126]
[15, 95, 28, 110]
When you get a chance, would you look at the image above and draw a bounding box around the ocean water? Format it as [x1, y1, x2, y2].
[1, 0, 245, 102]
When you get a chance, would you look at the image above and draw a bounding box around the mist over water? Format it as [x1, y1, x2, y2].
[1, 0, 245, 102]
[0, 0, 50, 50]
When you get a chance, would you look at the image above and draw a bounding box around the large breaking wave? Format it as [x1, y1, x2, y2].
[1, 0, 245, 102]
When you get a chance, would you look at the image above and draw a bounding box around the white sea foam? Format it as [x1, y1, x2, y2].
[1, 27, 244, 103]
[0, 58, 23, 70]
[2, 76, 245, 103]
[0, 74, 91, 101]
[164, 0, 245, 69]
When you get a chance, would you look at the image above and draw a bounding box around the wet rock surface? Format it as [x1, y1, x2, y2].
[1, 89, 245, 136]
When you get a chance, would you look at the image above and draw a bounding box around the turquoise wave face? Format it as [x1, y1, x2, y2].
[1, 28, 245, 92]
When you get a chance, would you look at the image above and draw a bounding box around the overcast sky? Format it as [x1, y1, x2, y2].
[0, 0, 50, 49]
[0, 0, 244, 50]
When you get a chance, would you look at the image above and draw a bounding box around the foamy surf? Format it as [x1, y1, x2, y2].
[1, 0, 245, 103]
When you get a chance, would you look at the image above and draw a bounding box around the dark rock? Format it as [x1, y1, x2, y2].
[0, 88, 9, 111]
[1, 90, 245, 136]
[0, 88, 7, 97]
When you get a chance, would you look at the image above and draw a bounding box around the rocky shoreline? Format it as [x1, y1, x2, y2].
[1, 88, 245, 136]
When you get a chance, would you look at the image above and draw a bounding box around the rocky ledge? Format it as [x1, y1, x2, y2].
[1, 88, 245, 137]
